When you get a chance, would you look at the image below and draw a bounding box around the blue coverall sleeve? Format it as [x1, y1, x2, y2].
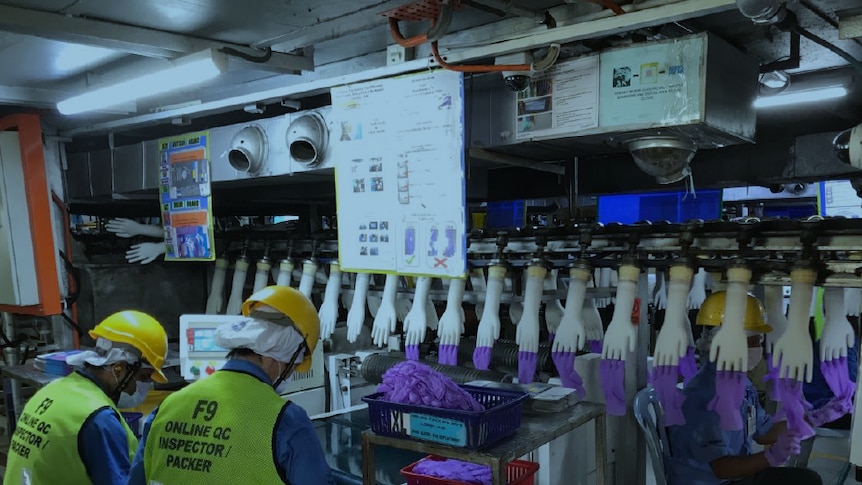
[126, 408, 158, 485]
[276, 404, 334, 485]
[78, 408, 133, 485]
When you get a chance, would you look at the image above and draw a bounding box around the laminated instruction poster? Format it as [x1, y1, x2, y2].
[821, 180, 862, 218]
[515, 55, 599, 140]
[331, 69, 466, 277]
[158, 131, 215, 261]
[599, 34, 704, 128]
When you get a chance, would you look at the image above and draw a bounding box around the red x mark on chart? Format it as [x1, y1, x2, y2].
[433, 258, 448, 268]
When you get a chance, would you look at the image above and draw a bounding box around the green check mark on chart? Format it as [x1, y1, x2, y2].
[405, 255, 416, 265]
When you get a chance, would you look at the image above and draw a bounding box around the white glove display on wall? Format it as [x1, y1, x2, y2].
[107, 218, 166, 264]
[126, 242, 166, 265]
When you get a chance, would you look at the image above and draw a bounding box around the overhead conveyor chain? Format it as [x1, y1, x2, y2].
[213, 217, 862, 286]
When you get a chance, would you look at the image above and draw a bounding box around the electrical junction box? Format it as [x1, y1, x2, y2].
[0, 132, 38, 306]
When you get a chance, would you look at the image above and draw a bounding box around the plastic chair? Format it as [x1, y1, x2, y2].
[633, 386, 670, 485]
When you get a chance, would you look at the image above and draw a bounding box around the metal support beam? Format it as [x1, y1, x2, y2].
[469, 148, 566, 175]
[61, 0, 737, 136]
[839, 11, 862, 39]
[0, 85, 63, 109]
[0, 4, 313, 73]
[256, 0, 407, 52]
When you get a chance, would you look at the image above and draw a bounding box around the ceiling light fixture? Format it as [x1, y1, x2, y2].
[57, 49, 228, 116]
[753, 86, 847, 109]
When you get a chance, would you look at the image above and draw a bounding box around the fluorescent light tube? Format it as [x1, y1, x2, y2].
[754, 86, 847, 109]
[58, 49, 226, 115]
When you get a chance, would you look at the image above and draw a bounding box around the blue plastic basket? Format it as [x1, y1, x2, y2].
[363, 385, 529, 450]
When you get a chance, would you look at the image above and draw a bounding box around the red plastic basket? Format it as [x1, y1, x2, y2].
[401, 455, 539, 485]
[363, 385, 529, 450]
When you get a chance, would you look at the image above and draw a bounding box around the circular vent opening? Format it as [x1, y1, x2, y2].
[228, 148, 252, 172]
[290, 140, 318, 164]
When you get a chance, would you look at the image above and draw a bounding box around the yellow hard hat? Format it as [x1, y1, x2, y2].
[242, 285, 320, 373]
[696, 291, 772, 333]
[90, 311, 168, 383]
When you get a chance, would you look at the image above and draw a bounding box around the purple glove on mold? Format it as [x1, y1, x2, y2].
[599, 359, 626, 416]
[472, 346, 492, 371]
[438, 344, 458, 366]
[377, 361, 484, 412]
[679, 346, 697, 383]
[776, 378, 814, 440]
[406, 344, 420, 361]
[707, 371, 745, 431]
[551, 351, 586, 399]
[821, 356, 855, 401]
[650, 365, 686, 426]
[588, 340, 603, 354]
[548, 332, 555, 343]
[518, 351, 537, 384]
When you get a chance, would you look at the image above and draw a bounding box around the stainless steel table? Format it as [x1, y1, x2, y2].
[1, 363, 60, 434]
[361, 402, 607, 485]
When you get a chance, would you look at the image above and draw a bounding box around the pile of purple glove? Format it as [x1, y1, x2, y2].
[377, 361, 485, 412]
[411, 457, 492, 485]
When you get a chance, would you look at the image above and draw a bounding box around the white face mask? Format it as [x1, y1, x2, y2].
[747, 348, 763, 371]
[118, 381, 153, 408]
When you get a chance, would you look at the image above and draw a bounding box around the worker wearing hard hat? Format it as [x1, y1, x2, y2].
[128, 285, 333, 485]
[665, 291, 822, 485]
[4, 311, 168, 485]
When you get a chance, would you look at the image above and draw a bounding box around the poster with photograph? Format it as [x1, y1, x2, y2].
[515, 55, 599, 140]
[599, 35, 704, 129]
[331, 69, 466, 277]
[158, 131, 216, 261]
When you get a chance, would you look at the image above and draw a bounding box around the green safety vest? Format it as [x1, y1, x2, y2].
[144, 369, 288, 484]
[3, 372, 137, 485]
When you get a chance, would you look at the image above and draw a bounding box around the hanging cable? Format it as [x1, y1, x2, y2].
[790, 25, 862, 76]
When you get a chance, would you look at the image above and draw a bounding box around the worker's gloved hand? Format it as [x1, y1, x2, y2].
[588, 340, 603, 354]
[126, 242, 165, 264]
[707, 371, 745, 431]
[765, 429, 802, 467]
[518, 351, 537, 384]
[679, 346, 697, 383]
[777, 378, 815, 440]
[406, 344, 420, 361]
[473, 346, 493, 371]
[808, 397, 853, 427]
[650, 365, 686, 426]
[821, 356, 855, 401]
[551, 351, 585, 399]
[599, 359, 626, 416]
[763, 352, 781, 403]
[438, 345, 458, 366]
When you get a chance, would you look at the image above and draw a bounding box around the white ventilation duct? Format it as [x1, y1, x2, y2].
[228, 125, 267, 174]
[286, 111, 329, 167]
[627, 136, 697, 184]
